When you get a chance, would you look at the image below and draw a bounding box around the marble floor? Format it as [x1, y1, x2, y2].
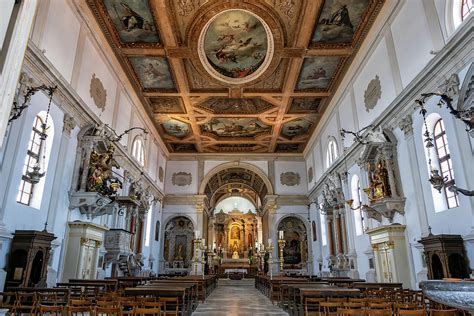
[192, 279, 288, 316]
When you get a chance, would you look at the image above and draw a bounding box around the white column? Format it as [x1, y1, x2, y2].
[0, 0, 39, 148]
[398, 115, 430, 236]
[46, 114, 76, 230]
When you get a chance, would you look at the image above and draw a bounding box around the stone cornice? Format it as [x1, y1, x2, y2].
[308, 17, 473, 201]
[276, 195, 310, 206]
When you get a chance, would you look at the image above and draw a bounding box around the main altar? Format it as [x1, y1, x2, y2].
[208, 207, 261, 275]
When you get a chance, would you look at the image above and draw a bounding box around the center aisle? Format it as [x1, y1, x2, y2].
[192, 279, 289, 316]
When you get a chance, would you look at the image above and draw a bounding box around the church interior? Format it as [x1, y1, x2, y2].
[0, 0, 472, 315]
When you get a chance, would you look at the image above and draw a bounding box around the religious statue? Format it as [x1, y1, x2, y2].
[370, 159, 391, 201]
[175, 244, 184, 260]
[230, 226, 240, 240]
[86, 145, 121, 196]
[231, 241, 239, 259]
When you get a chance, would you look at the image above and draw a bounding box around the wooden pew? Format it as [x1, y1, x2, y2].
[124, 283, 197, 316]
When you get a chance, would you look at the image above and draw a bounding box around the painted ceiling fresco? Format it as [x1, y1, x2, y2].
[201, 118, 272, 138]
[102, 0, 160, 44]
[86, 0, 384, 154]
[199, 9, 272, 84]
[198, 98, 274, 114]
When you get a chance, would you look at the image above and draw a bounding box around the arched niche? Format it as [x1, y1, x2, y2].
[163, 216, 195, 270]
[277, 216, 308, 269]
[199, 162, 274, 211]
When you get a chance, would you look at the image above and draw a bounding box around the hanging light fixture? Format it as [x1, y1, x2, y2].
[25, 86, 56, 184]
[416, 95, 473, 196]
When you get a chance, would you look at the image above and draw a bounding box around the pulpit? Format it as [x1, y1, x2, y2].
[367, 224, 411, 288]
[419, 234, 470, 279]
[5, 230, 56, 288]
[62, 221, 108, 281]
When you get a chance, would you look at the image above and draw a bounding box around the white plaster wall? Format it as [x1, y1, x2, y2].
[338, 93, 356, 149]
[391, 0, 435, 87]
[242, 160, 268, 176]
[204, 160, 229, 176]
[75, 36, 117, 124]
[37, 0, 80, 82]
[274, 161, 307, 195]
[164, 161, 198, 195]
[156, 150, 166, 191]
[114, 91, 132, 147]
[353, 39, 397, 129]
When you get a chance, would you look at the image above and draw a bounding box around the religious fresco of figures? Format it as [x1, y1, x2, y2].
[311, 0, 370, 44]
[198, 9, 274, 84]
[200, 118, 272, 138]
[275, 143, 302, 153]
[170, 143, 197, 153]
[160, 119, 189, 139]
[288, 98, 322, 113]
[278, 217, 308, 267]
[149, 97, 185, 114]
[102, 0, 160, 44]
[296, 57, 342, 90]
[129, 57, 175, 90]
[198, 98, 274, 114]
[281, 119, 313, 139]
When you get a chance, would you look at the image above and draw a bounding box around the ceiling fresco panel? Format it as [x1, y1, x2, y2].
[129, 56, 175, 91]
[311, 0, 370, 44]
[149, 97, 186, 114]
[200, 118, 272, 138]
[170, 143, 198, 152]
[295, 56, 343, 91]
[288, 98, 322, 113]
[102, 0, 160, 44]
[275, 143, 304, 153]
[160, 119, 190, 139]
[280, 119, 313, 139]
[197, 98, 274, 114]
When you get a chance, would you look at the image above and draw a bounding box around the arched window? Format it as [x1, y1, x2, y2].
[131, 136, 145, 166]
[326, 137, 338, 168]
[319, 202, 327, 246]
[451, 0, 473, 31]
[351, 175, 365, 236]
[144, 205, 153, 247]
[433, 119, 459, 209]
[312, 221, 317, 242]
[17, 112, 54, 206]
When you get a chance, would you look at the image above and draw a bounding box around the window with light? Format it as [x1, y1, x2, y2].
[132, 136, 145, 166]
[326, 138, 338, 168]
[433, 119, 459, 209]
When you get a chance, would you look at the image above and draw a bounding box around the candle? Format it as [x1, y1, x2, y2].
[195, 230, 200, 239]
[202, 239, 206, 247]
[268, 238, 272, 246]
[279, 230, 284, 240]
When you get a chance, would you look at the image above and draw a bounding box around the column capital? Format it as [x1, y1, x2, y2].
[62, 113, 76, 136]
[398, 114, 413, 137]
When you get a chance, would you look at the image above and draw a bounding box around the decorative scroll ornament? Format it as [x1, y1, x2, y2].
[364, 75, 382, 112]
[158, 166, 164, 182]
[280, 171, 300, 186]
[90, 73, 107, 111]
[172, 172, 192, 186]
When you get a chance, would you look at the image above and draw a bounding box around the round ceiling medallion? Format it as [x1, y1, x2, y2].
[198, 9, 274, 85]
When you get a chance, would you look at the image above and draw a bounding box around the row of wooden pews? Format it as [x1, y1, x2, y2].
[0, 275, 218, 315]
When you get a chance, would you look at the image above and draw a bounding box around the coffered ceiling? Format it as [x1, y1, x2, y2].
[86, 0, 384, 154]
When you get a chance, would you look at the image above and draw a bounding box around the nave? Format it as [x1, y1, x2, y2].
[192, 279, 288, 316]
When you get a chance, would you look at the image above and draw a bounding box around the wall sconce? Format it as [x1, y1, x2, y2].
[9, 84, 57, 123]
[340, 125, 373, 145]
[415, 93, 473, 134]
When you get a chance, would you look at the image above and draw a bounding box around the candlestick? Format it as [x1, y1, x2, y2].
[278, 230, 284, 240]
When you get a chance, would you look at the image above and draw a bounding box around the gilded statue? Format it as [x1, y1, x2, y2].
[86, 145, 121, 195]
[368, 159, 391, 201]
[175, 244, 184, 260]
